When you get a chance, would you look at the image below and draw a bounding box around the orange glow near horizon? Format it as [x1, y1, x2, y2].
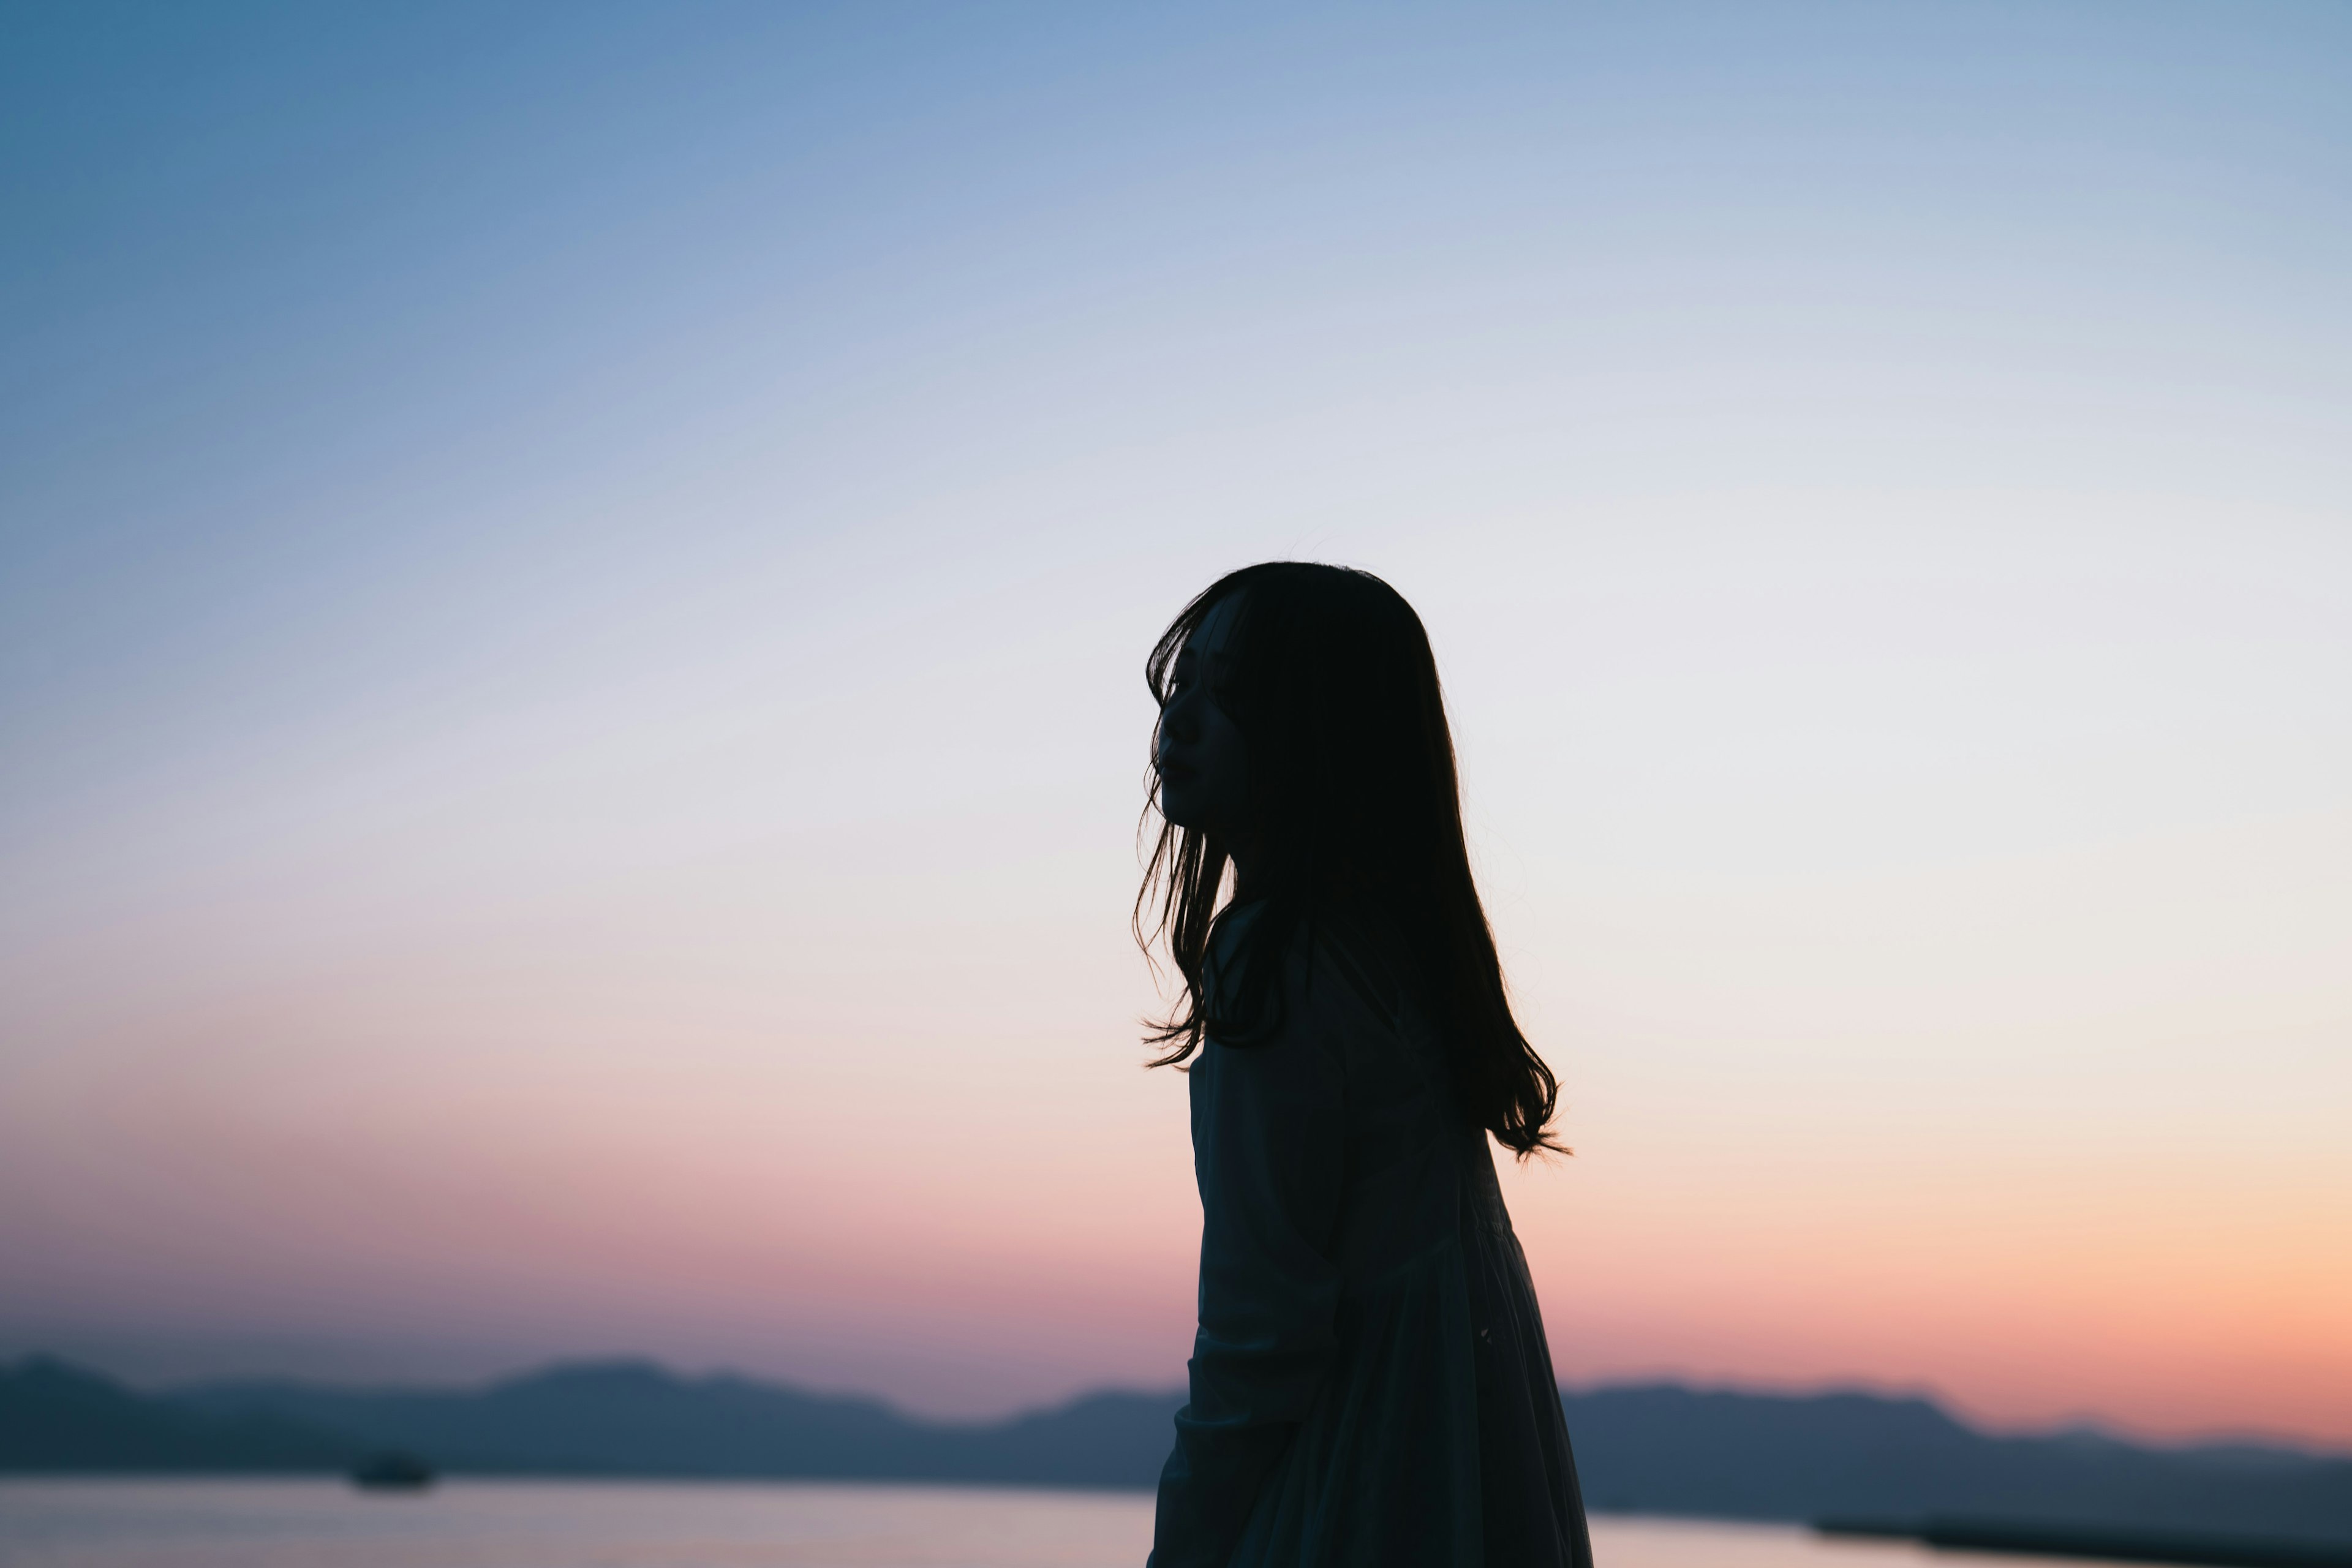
[9, 919, 2348, 1445]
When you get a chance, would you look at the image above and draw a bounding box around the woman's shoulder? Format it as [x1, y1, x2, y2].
[1209, 900, 1422, 1035]
[1199, 902, 1344, 1036]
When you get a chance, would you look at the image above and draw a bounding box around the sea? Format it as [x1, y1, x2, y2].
[0, 1479, 2044, 1568]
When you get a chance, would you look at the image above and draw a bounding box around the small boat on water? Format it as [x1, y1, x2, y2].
[349, 1452, 436, 1491]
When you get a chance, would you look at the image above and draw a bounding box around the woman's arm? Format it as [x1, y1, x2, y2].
[1150, 951, 1348, 1567]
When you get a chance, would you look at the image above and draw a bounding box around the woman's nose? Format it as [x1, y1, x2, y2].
[1161, 691, 1197, 742]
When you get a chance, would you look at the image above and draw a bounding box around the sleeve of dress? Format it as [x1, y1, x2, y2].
[1149, 953, 1348, 1568]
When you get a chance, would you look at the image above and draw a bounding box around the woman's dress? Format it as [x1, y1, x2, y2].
[1148, 914, 1594, 1567]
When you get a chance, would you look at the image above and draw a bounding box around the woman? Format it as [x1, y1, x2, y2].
[1142, 562, 1591, 1568]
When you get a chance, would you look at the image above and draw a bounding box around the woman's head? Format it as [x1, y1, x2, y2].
[1139, 562, 1564, 1158]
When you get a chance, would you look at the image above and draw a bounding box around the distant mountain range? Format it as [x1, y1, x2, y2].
[6, 1355, 2350, 1540]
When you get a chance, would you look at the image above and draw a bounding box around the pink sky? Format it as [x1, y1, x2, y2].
[6, 611, 2348, 1445]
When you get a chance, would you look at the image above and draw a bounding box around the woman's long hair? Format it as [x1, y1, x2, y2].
[1136, 562, 1564, 1158]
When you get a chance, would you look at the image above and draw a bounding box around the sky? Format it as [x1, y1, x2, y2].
[3, 2, 2349, 1446]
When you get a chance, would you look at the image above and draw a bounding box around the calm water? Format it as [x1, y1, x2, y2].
[0, 1479, 2046, 1568]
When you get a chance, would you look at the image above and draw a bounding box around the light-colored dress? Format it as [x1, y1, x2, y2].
[1149, 910, 1593, 1567]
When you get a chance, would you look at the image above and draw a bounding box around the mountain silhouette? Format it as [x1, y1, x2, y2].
[175, 1360, 1177, 1487]
[7, 1355, 2348, 1539]
[0, 1357, 356, 1471]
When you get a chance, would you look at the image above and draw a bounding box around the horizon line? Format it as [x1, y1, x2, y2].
[13, 1351, 2345, 1461]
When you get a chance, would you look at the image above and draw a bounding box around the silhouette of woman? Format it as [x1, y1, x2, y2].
[1141, 563, 1592, 1568]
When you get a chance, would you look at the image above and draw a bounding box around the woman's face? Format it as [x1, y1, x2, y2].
[1156, 594, 1250, 837]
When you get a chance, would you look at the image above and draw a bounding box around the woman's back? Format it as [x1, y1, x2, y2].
[1149, 918, 1592, 1567]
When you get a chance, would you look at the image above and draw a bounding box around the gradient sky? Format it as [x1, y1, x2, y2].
[4, 3, 2349, 1445]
